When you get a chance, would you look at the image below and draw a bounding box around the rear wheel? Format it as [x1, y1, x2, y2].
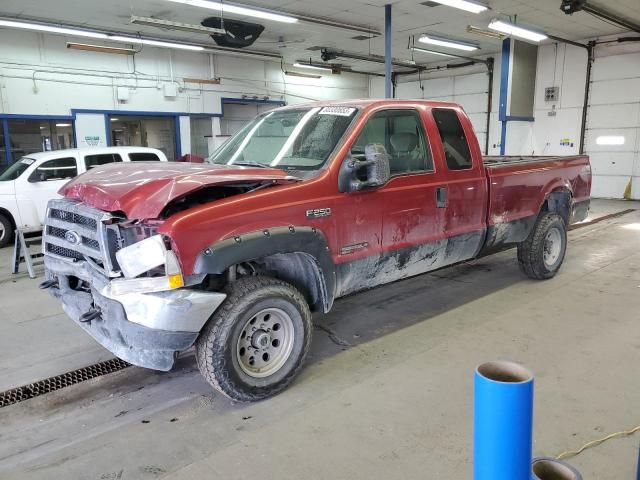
[196, 276, 312, 402]
[517, 212, 567, 280]
[0, 213, 13, 248]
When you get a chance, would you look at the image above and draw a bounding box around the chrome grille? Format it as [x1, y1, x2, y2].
[43, 198, 120, 276]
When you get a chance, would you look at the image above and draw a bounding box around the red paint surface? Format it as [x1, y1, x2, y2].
[59, 100, 591, 275]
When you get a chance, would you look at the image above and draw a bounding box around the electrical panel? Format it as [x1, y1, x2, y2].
[545, 86, 560, 102]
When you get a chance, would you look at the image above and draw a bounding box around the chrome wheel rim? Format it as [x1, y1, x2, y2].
[0, 222, 5, 242]
[543, 227, 562, 267]
[236, 308, 295, 378]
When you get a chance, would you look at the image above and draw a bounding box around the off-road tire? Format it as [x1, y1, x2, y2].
[517, 212, 567, 280]
[0, 213, 13, 248]
[196, 276, 312, 402]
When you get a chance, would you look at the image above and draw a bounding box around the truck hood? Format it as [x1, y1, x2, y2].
[60, 162, 300, 219]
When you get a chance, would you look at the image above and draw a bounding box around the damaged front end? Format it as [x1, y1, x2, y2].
[42, 198, 225, 371]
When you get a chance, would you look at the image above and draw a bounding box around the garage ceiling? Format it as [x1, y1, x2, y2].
[0, 0, 638, 72]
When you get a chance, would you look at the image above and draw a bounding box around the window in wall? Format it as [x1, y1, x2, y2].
[7, 120, 74, 160]
[84, 153, 123, 170]
[128, 152, 161, 162]
[351, 109, 433, 175]
[29, 157, 77, 182]
[432, 108, 472, 171]
[109, 116, 176, 161]
[190, 117, 213, 158]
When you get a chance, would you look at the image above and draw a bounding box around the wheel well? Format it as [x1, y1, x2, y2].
[252, 252, 328, 313]
[0, 207, 16, 229]
[542, 189, 571, 225]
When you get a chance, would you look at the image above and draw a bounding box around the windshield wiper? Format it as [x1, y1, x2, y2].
[232, 161, 271, 169]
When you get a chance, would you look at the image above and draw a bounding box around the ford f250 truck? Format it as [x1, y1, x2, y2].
[41, 100, 591, 401]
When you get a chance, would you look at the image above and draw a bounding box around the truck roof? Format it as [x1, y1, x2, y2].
[276, 99, 462, 111]
[21, 146, 165, 161]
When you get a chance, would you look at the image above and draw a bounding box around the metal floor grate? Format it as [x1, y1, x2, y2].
[0, 358, 130, 408]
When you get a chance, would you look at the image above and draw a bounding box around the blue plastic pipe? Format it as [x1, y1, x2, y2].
[474, 361, 534, 480]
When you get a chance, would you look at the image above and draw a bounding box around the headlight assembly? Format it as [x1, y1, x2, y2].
[116, 234, 168, 279]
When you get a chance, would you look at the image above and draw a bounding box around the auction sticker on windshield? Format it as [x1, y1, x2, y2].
[319, 107, 356, 116]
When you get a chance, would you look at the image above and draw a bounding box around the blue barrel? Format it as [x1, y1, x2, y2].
[474, 361, 534, 480]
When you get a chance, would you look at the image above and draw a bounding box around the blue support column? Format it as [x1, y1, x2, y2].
[384, 4, 392, 98]
[498, 38, 511, 156]
[2, 120, 12, 165]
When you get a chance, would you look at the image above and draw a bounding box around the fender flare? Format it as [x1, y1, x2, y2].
[193, 226, 337, 312]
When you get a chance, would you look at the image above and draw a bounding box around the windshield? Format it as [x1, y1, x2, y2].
[0, 158, 35, 181]
[209, 106, 358, 171]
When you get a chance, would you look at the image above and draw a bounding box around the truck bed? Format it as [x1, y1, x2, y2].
[484, 155, 573, 167]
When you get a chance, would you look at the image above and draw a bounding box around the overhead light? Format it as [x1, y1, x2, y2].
[293, 62, 334, 72]
[488, 19, 547, 42]
[467, 25, 506, 40]
[596, 135, 625, 145]
[110, 118, 120, 122]
[0, 19, 108, 39]
[67, 42, 136, 55]
[56, 123, 72, 127]
[410, 46, 456, 58]
[419, 34, 478, 51]
[285, 71, 322, 79]
[130, 15, 225, 35]
[164, 0, 298, 24]
[108, 36, 205, 51]
[429, 0, 488, 14]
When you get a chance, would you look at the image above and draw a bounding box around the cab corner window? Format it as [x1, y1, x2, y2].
[84, 153, 123, 170]
[432, 108, 472, 171]
[29, 157, 77, 182]
[351, 109, 433, 175]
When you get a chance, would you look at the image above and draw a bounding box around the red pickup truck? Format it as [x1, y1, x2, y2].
[42, 100, 591, 401]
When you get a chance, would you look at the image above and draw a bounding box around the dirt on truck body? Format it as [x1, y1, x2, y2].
[42, 99, 591, 401]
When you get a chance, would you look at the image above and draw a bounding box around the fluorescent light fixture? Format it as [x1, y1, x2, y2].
[0, 19, 108, 39]
[410, 46, 456, 58]
[110, 118, 120, 122]
[419, 35, 478, 51]
[430, 0, 488, 14]
[67, 42, 136, 55]
[56, 123, 71, 127]
[467, 25, 506, 40]
[108, 35, 204, 51]
[284, 71, 322, 79]
[488, 19, 547, 42]
[293, 62, 333, 72]
[165, 0, 298, 24]
[596, 135, 625, 145]
[130, 15, 226, 35]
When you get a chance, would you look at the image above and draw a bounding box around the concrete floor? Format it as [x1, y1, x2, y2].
[0, 199, 639, 479]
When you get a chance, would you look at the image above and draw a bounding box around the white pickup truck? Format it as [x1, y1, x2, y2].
[0, 147, 168, 247]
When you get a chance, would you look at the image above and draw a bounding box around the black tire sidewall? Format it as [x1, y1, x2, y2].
[0, 214, 12, 248]
[531, 214, 567, 277]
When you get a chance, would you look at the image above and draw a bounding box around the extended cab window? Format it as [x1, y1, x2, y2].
[84, 153, 123, 170]
[129, 152, 160, 162]
[352, 109, 433, 175]
[432, 108, 472, 171]
[29, 157, 77, 182]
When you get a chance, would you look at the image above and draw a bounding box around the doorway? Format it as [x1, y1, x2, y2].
[108, 116, 177, 161]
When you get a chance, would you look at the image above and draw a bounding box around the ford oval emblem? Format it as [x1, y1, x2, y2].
[65, 230, 81, 245]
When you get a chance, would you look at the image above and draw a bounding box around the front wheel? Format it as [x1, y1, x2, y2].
[517, 212, 567, 280]
[0, 213, 13, 248]
[196, 276, 312, 402]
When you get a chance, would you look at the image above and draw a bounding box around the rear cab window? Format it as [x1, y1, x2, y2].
[128, 152, 161, 162]
[29, 157, 78, 182]
[84, 153, 123, 170]
[432, 108, 473, 171]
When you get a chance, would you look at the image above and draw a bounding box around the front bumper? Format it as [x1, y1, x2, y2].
[44, 256, 226, 371]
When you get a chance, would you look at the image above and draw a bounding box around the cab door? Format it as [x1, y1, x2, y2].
[428, 107, 488, 262]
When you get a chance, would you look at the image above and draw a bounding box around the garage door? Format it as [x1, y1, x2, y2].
[395, 71, 490, 153]
[585, 50, 640, 199]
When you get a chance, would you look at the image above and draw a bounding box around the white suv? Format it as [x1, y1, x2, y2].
[0, 147, 168, 247]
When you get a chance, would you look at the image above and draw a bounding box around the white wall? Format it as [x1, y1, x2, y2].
[0, 29, 368, 155]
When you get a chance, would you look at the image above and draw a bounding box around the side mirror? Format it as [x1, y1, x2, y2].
[338, 143, 391, 193]
[28, 171, 47, 183]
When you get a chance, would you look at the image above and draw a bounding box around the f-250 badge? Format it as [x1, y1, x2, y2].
[306, 208, 332, 219]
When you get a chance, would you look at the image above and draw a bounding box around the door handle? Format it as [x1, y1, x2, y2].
[436, 187, 448, 208]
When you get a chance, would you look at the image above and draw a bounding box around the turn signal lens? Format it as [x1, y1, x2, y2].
[168, 273, 184, 289]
